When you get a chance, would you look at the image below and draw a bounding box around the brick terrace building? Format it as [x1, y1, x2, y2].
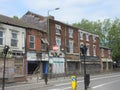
[22, 11, 49, 78]
[100, 46, 113, 72]
[45, 15, 101, 75]
[22, 11, 112, 76]
[79, 30, 101, 74]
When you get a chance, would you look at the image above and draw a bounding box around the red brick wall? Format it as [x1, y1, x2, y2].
[26, 29, 47, 51]
[49, 19, 79, 53]
[49, 19, 100, 58]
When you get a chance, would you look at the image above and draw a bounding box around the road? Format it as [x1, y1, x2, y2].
[1, 72, 120, 90]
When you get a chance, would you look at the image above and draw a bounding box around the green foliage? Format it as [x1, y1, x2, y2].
[72, 18, 120, 61]
[13, 16, 19, 20]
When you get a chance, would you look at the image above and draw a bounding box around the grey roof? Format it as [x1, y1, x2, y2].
[0, 14, 46, 33]
[21, 11, 47, 31]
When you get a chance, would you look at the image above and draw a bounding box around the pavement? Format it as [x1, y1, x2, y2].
[0, 71, 118, 90]
[0, 75, 73, 90]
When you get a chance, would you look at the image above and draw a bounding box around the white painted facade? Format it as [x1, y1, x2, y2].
[0, 24, 26, 52]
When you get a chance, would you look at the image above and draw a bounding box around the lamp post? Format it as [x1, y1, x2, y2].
[80, 45, 88, 90]
[61, 48, 66, 76]
[47, 8, 60, 45]
[2, 45, 9, 90]
[47, 7, 60, 80]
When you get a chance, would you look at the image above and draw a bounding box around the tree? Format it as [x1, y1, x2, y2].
[107, 18, 120, 60]
[72, 19, 103, 44]
[72, 18, 120, 61]
[13, 16, 19, 20]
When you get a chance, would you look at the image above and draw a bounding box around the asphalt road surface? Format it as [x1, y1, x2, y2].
[1, 72, 120, 90]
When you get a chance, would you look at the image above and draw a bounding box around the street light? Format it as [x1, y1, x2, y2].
[46, 7, 60, 82]
[2, 45, 9, 90]
[61, 48, 66, 76]
[80, 45, 89, 90]
[47, 7, 60, 45]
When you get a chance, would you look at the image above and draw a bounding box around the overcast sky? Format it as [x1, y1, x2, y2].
[0, 0, 120, 24]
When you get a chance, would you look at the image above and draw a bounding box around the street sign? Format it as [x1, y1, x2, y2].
[53, 45, 58, 51]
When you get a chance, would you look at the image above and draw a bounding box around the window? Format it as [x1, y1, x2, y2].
[108, 50, 111, 58]
[0, 30, 3, 45]
[80, 43, 84, 55]
[101, 49, 104, 57]
[69, 40, 73, 53]
[55, 24, 61, 35]
[86, 44, 90, 56]
[11, 31, 18, 47]
[93, 45, 96, 56]
[41, 38, 48, 50]
[93, 36, 96, 43]
[30, 35, 35, 49]
[80, 32, 83, 40]
[56, 37, 61, 51]
[86, 33, 89, 41]
[69, 28, 73, 38]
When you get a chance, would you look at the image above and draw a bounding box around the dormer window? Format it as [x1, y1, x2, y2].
[55, 24, 61, 35]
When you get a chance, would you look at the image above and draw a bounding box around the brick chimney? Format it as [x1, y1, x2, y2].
[49, 15, 54, 20]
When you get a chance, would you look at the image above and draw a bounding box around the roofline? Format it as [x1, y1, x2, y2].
[0, 21, 47, 33]
[50, 18, 99, 36]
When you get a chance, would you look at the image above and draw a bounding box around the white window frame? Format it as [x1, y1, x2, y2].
[101, 48, 104, 57]
[69, 40, 74, 53]
[86, 33, 89, 41]
[80, 32, 83, 40]
[93, 45, 96, 56]
[0, 30, 4, 45]
[11, 31, 18, 47]
[55, 24, 61, 35]
[56, 37, 61, 51]
[93, 35, 96, 43]
[69, 28, 73, 38]
[86, 44, 90, 56]
[108, 49, 111, 58]
[29, 35, 35, 49]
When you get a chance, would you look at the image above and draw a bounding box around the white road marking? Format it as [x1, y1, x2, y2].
[49, 89, 60, 90]
[92, 79, 120, 89]
[54, 74, 120, 87]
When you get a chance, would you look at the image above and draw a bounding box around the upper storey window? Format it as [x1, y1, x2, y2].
[86, 33, 89, 41]
[29, 35, 35, 49]
[56, 37, 61, 51]
[93, 35, 96, 43]
[108, 49, 111, 58]
[0, 30, 3, 45]
[80, 32, 83, 40]
[69, 40, 74, 53]
[69, 28, 73, 38]
[55, 24, 61, 35]
[11, 31, 18, 47]
[101, 48, 104, 57]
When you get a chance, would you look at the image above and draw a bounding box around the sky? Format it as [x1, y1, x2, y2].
[0, 0, 120, 24]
